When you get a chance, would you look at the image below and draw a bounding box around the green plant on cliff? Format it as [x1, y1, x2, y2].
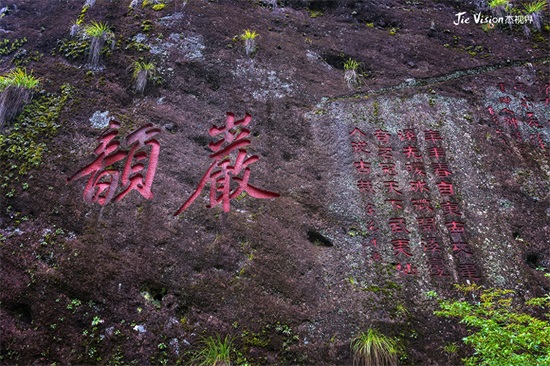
[435, 283, 550, 366]
[488, 0, 510, 16]
[344, 58, 360, 89]
[83, 21, 115, 67]
[522, 0, 548, 35]
[131, 61, 156, 94]
[189, 334, 234, 366]
[0, 68, 40, 131]
[351, 328, 401, 366]
[240, 29, 259, 56]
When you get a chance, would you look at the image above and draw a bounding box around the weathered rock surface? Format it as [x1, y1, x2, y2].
[0, 0, 548, 365]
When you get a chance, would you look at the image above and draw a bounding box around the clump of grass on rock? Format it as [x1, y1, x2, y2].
[83, 21, 114, 68]
[131, 61, 156, 94]
[0, 68, 39, 131]
[351, 328, 401, 366]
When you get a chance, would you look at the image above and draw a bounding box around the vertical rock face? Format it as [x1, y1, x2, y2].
[0, 0, 548, 364]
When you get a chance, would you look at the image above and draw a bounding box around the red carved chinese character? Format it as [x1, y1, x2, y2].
[369, 238, 378, 247]
[431, 163, 453, 177]
[487, 106, 495, 116]
[458, 263, 480, 279]
[423, 237, 441, 254]
[365, 203, 375, 215]
[353, 160, 371, 174]
[530, 133, 547, 150]
[380, 162, 397, 176]
[384, 180, 402, 195]
[520, 97, 533, 109]
[498, 82, 506, 92]
[372, 251, 382, 261]
[392, 239, 413, 257]
[374, 129, 391, 144]
[452, 241, 473, 257]
[175, 113, 279, 214]
[410, 180, 430, 193]
[412, 198, 433, 212]
[396, 263, 417, 275]
[498, 96, 511, 104]
[403, 145, 422, 159]
[350, 128, 367, 136]
[525, 112, 541, 128]
[446, 221, 465, 234]
[385, 199, 403, 210]
[428, 256, 450, 277]
[417, 217, 436, 232]
[366, 221, 378, 232]
[405, 162, 426, 177]
[424, 130, 443, 143]
[397, 129, 417, 142]
[351, 140, 370, 154]
[437, 181, 454, 196]
[357, 179, 375, 193]
[378, 146, 393, 160]
[67, 121, 160, 205]
[441, 201, 462, 216]
[428, 147, 445, 160]
[388, 218, 410, 233]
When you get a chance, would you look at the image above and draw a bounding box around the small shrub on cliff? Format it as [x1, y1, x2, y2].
[0, 68, 39, 131]
[435, 283, 550, 366]
[488, 0, 510, 16]
[131, 61, 156, 94]
[83, 21, 114, 68]
[240, 29, 259, 56]
[351, 328, 401, 366]
[344, 58, 361, 89]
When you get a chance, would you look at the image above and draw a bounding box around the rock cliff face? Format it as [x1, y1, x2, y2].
[0, 0, 548, 364]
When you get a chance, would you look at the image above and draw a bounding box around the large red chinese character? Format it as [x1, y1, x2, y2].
[525, 112, 541, 128]
[175, 113, 279, 214]
[67, 121, 160, 205]
[397, 129, 417, 142]
[354, 160, 371, 174]
[403, 145, 421, 159]
[392, 239, 412, 257]
[388, 218, 410, 233]
[410, 180, 429, 193]
[437, 181, 454, 196]
[374, 129, 391, 144]
[384, 180, 402, 195]
[442, 201, 462, 216]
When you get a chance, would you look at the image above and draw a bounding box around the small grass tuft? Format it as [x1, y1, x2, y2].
[190, 334, 233, 366]
[131, 61, 156, 94]
[0, 68, 40, 130]
[351, 328, 401, 366]
[83, 21, 115, 67]
[344, 58, 361, 89]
